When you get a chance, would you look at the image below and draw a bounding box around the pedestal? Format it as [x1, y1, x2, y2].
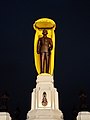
[26, 74, 64, 120]
[77, 111, 90, 120]
[0, 112, 11, 120]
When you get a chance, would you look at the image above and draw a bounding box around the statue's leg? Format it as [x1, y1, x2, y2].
[46, 52, 49, 73]
[40, 53, 45, 73]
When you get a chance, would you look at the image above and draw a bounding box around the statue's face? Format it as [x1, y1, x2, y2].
[42, 29, 48, 35]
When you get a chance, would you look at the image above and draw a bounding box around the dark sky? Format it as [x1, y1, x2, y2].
[0, 0, 90, 120]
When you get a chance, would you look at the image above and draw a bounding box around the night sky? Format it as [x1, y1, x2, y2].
[0, 0, 90, 120]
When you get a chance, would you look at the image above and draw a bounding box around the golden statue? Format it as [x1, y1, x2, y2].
[33, 18, 56, 75]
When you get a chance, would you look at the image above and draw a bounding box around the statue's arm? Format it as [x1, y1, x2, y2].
[37, 38, 41, 54]
[49, 38, 53, 50]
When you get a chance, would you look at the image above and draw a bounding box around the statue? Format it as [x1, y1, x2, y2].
[33, 18, 56, 75]
[42, 92, 48, 106]
[0, 92, 9, 112]
[37, 29, 53, 73]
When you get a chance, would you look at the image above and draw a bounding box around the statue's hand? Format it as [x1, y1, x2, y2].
[49, 47, 52, 51]
[37, 51, 40, 54]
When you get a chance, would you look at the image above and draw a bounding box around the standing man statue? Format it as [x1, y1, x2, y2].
[33, 18, 56, 75]
[37, 29, 53, 73]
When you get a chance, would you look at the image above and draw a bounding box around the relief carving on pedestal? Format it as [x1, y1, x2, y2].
[42, 92, 48, 106]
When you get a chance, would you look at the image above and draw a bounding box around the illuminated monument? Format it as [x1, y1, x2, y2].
[26, 18, 64, 120]
[0, 18, 90, 120]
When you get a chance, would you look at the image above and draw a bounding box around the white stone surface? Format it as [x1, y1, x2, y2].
[0, 112, 11, 120]
[27, 109, 63, 120]
[77, 111, 90, 120]
[27, 74, 64, 120]
[31, 74, 59, 110]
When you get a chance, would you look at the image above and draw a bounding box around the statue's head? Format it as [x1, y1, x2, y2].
[42, 29, 48, 35]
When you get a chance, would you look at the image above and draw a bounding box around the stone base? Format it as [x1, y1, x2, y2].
[27, 109, 64, 120]
[31, 74, 59, 110]
[0, 112, 11, 120]
[26, 74, 64, 120]
[77, 111, 90, 120]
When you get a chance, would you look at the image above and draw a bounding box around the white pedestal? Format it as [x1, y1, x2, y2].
[26, 74, 64, 120]
[77, 111, 90, 120]
[0, 112, 11, 120]
[27, 109, 63, 120]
